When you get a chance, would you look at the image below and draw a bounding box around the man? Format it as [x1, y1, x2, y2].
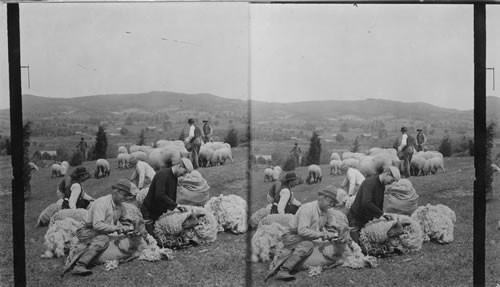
[201, 120, 213, 144]
[397, 126, 414, 178]
[129, 156, 156, 190]
[71, 178, 137, 275]
[347, 166, 401, 245]
[141, 158, 194, 236]
[59, 166, 95, 209]
[289, 142, 302, 167]
[76, 137, 88, 162]
[184, 118, 203, 169]
[340, 163, 366, 197]
[273, 185, 342, 281]
[416, 128, 427, 152]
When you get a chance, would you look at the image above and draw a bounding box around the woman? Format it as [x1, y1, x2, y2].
[268, 172, 302, 215]
[58, 166, 95, 209]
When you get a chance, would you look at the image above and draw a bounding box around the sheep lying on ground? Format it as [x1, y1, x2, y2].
[306, 164, 322, 184]
[42, 217, 84, 258]
[249, 207, 270, 229]
[359, 213, 423, 257]
[251, 222, 290, 262]
[204, 194, 248, 234]
[94, 158, 111, 178]
[411, 204, 456, 244]
[49, 208, 88, 226]
[117, 153, 131, 169]
[38, 202, 62, 227]
[329, 160, 343, 175]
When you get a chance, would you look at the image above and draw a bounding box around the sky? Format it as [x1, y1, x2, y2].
[1, 3, 499, 111]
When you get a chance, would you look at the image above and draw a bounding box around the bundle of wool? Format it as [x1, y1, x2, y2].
[183, 205, 218, 243]
[385, 213, 423, 253]
[410, 204, 456, 244]
[49, 208, 88, 227]
[259, 214, 294, 229]
[249, 207, 270, 229]
[42, 218, 84, 258]
[384, 179, 419, 216]
[37, 202, 62, 227]
[139, 233, 174, 262]
[342, 241, 378, 269]
[177, 171, 210, 206]
[251, 222, 290, 262]
[204, 194, 248, 234]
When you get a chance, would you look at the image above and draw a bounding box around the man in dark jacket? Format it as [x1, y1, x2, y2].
[347, 166, 401, 244]
[140, 158, 194, 236]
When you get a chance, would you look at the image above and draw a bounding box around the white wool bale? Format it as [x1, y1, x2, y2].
[411, 204, 455, 244]
[49, 209, 88, 226]
[38, 202, 62, 227]
[251, 222, 289, 262]
[42, 218, 84, 258]
[204, 194, 248, 234]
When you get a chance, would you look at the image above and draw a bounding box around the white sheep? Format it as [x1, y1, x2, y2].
[411, 204, 456, 244]
[306, 164, 322, 184]
[147, 148, 181, 170]
[51, 163, 66, 178]
[251, 222, 290, 262]
[249, 207, 271, 229]
[117, 153, 132, 169]
[329, 160, 343, 175]
[423, 157, 445, 175]
[49, 208, 88, 226]
[204, 194, 248, 234]
[198, 146, 215, 168]
[28, 162, 39, 172]
[94, 158, 111, 178]
[130, 151, 148, 162]
[211, 147, 233, 166]
[410, 154, 426, 176]
[263, 168, 274, 182]
[421, 151, 443, 160]
[41, 217, 84, 258]
[330, 152, 341, 161]
[129, 144, 153, 154]
[117, 146, 128, 154]
[342, 158, 360, 170]
[204, 141, 231, 151]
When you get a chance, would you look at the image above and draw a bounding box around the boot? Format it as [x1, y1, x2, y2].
[71, 248, 100, 276]
[71, 263, 92, 276]
[275, 255, 303, 281]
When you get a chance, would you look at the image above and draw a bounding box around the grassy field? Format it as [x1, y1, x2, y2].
[0, 150, 498, 286]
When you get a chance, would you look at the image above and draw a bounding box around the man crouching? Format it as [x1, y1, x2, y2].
[71, 178, 136, 276]
[272, 185, 342, 281]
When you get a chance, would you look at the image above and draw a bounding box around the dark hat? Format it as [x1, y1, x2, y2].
[294, 142, 298, 145]
[203, 120, 209, 123]
[72, 166, 89, 178]
[318, 185, 340, 202]
[111, 178, 135, 197]
[282, 172, 298, 183]
[400, 126, 408, 132]
[417, 128, 422, 131]
[188, 118, 195, 124]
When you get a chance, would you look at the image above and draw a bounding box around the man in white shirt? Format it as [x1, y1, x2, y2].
[184, 118, 203, 169]
[397, 126, 414, 178]
[340, 164, 366, 197]
[129, 156, 156, 190]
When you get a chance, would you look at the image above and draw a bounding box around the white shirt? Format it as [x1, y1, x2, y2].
[276, 188, 301, 214]
[341, 168, 365, 196]
[68, 183, 93, 209]
[398, 133, 408, 152]
[185, 125, 196, 142]
[130, 160, 156, 189]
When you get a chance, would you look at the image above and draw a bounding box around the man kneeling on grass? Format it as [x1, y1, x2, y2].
[71, 178, 136, 276]
[272, 185, 343, 281]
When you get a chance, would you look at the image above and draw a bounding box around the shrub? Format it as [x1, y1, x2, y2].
[138, 129, 146, 146]
[69, 150, 83, 166]
[32, 150, 42, 163]
[271, 150, 286, 167]
[282, 156, 296, 172]
[351, 136, 360, 153]
[56, 146, 70, 162]
[305, 131, 321, 165]
[336, 134, 345, 142]
[93, 126, 108, 159]
[225, 127, 238, 148]
[438, 136, 452, 157]
[256, 156, 267, 165]
[120, 127, 129, 135]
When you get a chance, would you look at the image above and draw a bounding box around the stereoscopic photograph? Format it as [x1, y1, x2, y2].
[0, 1, 499, 286]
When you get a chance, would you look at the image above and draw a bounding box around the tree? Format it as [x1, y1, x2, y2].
[23, 121, 32, 199]
[225, 127, 238, 148]
[351, 136, 360, 153]
[340, 122, 349, 133]
[70, 150, 83, 166]
[305, 131, 321, 165]
[137, 129, 146, 146]
[93, 125, 108, 159]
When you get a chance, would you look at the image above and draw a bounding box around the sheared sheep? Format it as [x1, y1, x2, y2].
[94, 158, 111, 178]
[421, 151, 443, 160]
[51, 163, 67, 178]
[329, 160, 343, 176]
[204, 194, 248, 234]
[210, 147, 233, 166]
[330, 152, 341, 161]
[306, 164, 322, 184]
[411, 204, 456, 244]
[204, 142, 231, 151]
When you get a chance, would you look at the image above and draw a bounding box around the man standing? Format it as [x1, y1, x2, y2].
[201, 120, 213, 144]
[347, 166, 401, 244]
[140, 158, 193, 236]
[184, 118, 203, 169]
[289, 142, 302, 167]
[397, 126, 414, 178]
[129, 156, 156, 190]
[273, 185, 342, 281]
[416, 128, 427, 152]
[71, 178, 137, 276]
[76, 137, 88, 162]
